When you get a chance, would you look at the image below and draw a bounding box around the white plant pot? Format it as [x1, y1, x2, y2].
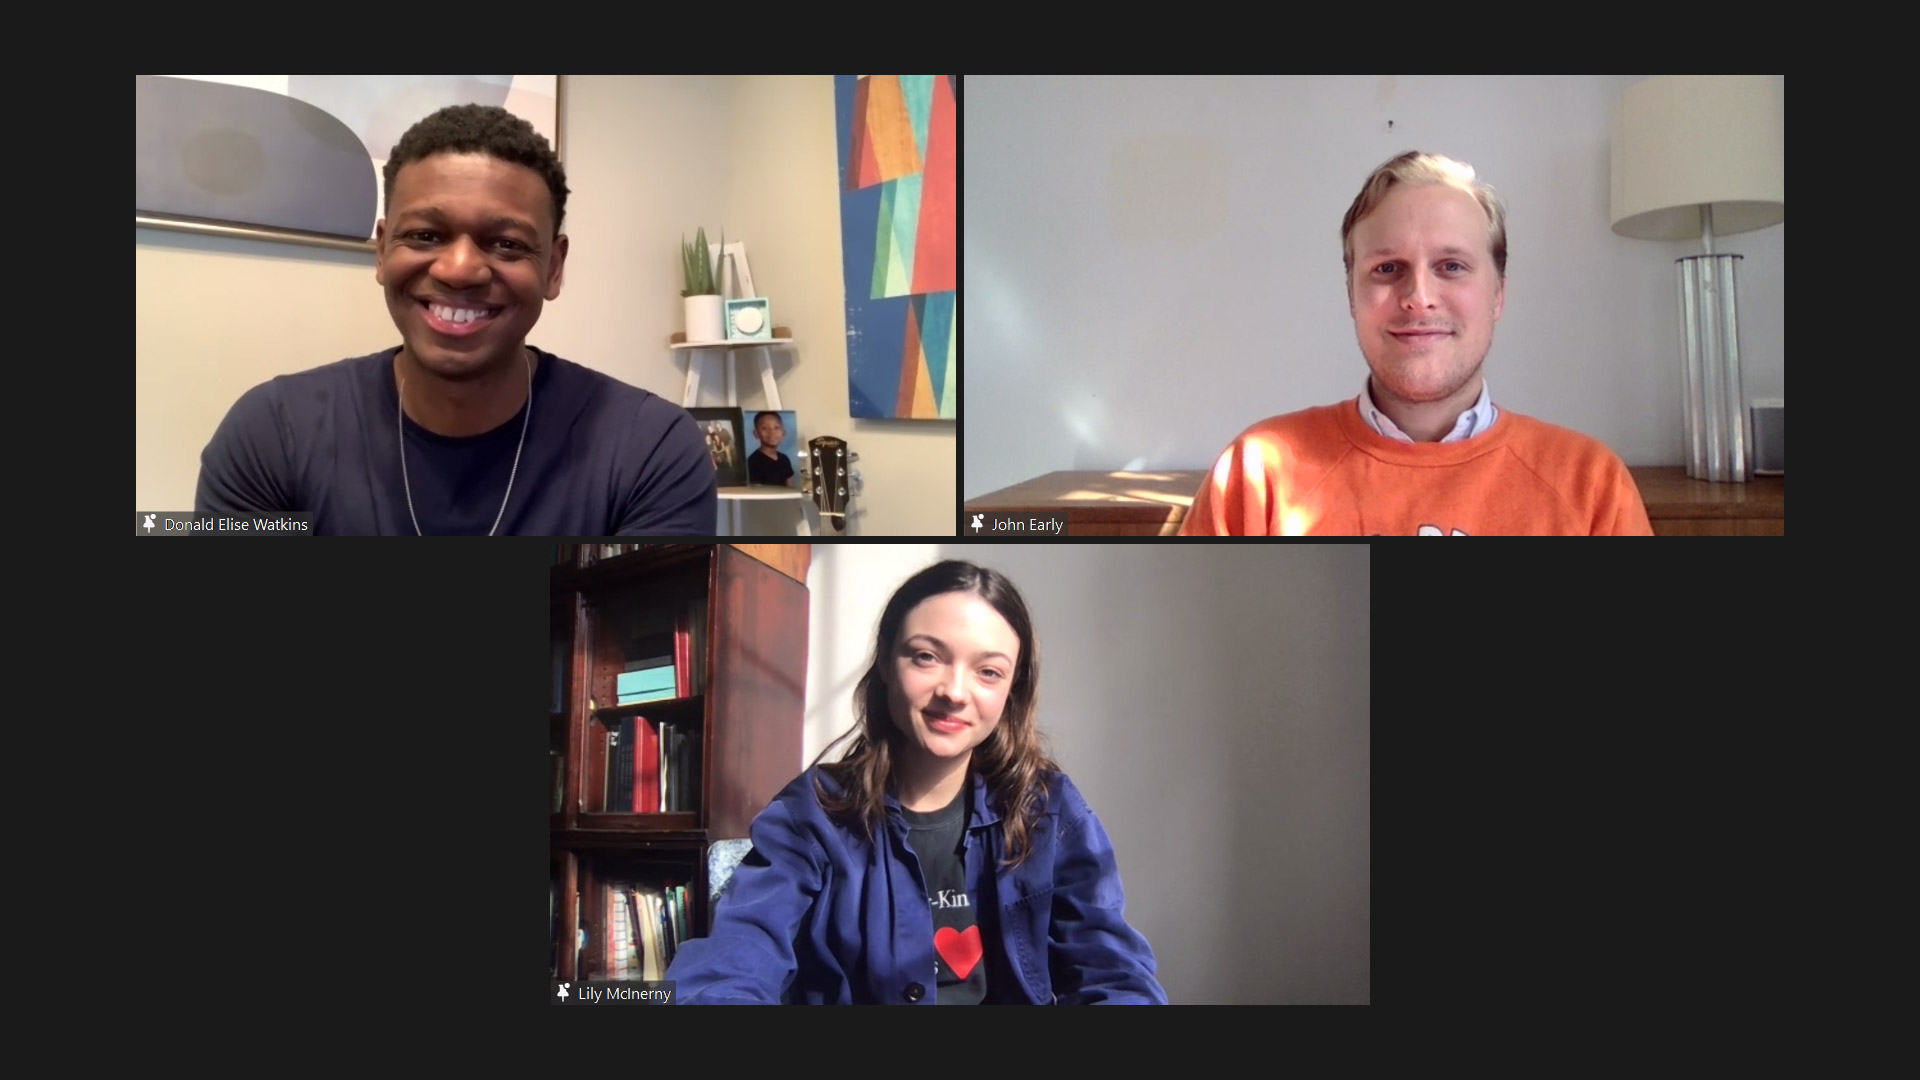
[684, 295, 725, 343]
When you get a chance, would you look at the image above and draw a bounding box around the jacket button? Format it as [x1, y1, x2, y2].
[904, 982, 925, 1002]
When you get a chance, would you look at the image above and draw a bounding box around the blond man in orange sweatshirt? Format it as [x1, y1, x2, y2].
[1181, 152, 1652, 537]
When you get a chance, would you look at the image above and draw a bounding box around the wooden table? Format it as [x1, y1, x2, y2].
[964, 471, 1205, 536]
[1630, 467, 1785, 536]
[962, 467, 1783, 536]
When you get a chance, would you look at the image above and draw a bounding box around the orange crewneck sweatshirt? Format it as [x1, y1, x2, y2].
[1180, 399, 1653, 536]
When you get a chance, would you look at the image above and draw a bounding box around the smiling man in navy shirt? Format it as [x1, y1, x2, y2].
[195, 104, 716, 536]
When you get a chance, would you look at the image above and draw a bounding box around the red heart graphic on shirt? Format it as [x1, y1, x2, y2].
[934, 925, 983, 980]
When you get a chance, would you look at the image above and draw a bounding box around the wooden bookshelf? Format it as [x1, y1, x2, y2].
[728, 544, 811, 586]
[550, 542, 809, 984]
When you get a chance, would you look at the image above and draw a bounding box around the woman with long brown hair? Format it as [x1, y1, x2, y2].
[668, 559, 1164, 1004]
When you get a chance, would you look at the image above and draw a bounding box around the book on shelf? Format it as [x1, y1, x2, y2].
[627, 886, 646, 979]
[664, 884, 688, 968]
[577, 880, 692, 982]
[605, 726, 623, 813]
[673, 598, 708, 697]
[659, 886, 679, 970]
[674, 610, 690, 697]
[635, 716, 658, 812]
[622, 722, 638, 812]
[645, 883, 660, 976]
[550, 749, 565, 813]
[659, 722, 673, 813]
[640, 717, 703, 814]
[616, 661, 676, 705]
[607, 885, 634, 980]
[664, 714, 679, 807]
[627, 888, 645, 979]
[638, 889, 663, 980]
[599, 715, 661, 813]
[639, 884, 685, 978]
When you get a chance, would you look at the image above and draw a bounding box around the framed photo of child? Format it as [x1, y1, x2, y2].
[689, 408, 748, 488]
[747, 410, 799, 489]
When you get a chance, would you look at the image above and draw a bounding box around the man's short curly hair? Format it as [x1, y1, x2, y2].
[383, 104, 569, 237]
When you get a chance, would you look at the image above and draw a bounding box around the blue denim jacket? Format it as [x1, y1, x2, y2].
[667, 765, 1166, 1004]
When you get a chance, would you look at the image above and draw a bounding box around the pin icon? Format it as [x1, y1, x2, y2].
[143, 514, 156, 533]
[969, 513, 984, 533]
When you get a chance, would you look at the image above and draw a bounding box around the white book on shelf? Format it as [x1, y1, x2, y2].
[640, 889, 665, 981]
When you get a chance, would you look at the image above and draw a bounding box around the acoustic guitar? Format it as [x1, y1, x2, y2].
[804, 436, 856, 533]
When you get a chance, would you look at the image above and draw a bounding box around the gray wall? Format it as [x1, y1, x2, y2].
[964, 75, 1785, 499]
[807, 544, 1370, 1004]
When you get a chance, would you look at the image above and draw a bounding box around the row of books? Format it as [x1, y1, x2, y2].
[549, 879, 692, 981]
[612, 592, 708, 703]
[605, 715, 702, 813]
[549, 593, 708, 814]
[553, 593, 706, 716]
[600, 882, 690, 981]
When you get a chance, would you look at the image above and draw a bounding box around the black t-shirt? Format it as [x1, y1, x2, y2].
[747, 449, 795, 487]
[900, 786, 986, 1005]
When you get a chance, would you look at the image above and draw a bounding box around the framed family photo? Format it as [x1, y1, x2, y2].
[689, 408, 748, 488]
[135, 75, 562, 252]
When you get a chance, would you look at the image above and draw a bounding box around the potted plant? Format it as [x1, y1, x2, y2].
[682, 226, 725, 343]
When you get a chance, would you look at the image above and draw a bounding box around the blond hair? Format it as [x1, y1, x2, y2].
[1341, 151, 1507, 279]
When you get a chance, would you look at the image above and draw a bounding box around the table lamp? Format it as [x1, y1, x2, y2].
[1610, 75, 1784, 482]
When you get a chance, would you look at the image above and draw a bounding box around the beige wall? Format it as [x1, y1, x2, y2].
[135, 75, 955, 536]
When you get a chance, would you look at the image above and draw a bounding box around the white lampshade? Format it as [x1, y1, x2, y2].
[1611, 75, 1784, 240]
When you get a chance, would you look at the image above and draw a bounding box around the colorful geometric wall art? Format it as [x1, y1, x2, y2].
[834, 75, 957, 420]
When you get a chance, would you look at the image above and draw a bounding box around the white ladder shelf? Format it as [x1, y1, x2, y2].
[674, 339, 807, 536]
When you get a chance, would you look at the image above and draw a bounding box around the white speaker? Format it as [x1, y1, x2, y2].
[1751, 399, 1784, 476]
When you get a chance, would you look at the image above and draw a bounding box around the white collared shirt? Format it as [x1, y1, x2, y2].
[1358, 379, 1499, 443]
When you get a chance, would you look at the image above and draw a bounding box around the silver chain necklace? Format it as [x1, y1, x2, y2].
[398, 348, 533, 537]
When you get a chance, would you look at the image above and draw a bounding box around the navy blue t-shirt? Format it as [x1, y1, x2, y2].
[194, 347, 718, 536]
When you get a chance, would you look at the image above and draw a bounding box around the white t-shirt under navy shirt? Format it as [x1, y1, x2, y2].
[194, 347, 717, 536]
